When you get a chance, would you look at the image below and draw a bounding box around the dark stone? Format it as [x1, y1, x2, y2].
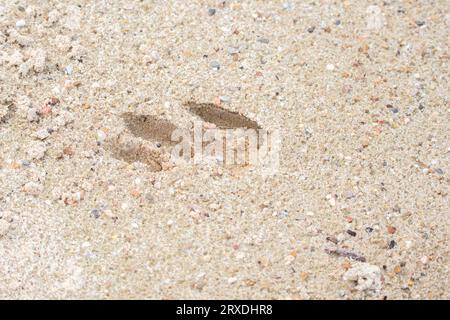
[91, 209, 100, 219]
[347, 230, 357, 237]
[388, 240, 396, 249]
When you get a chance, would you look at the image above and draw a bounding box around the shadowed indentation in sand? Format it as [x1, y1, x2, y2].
[185, 102, 261, 129]
[121, 112, 178, 147]
[109, 137, 163, 171]
[185, 102, 267, 165]
[0, 104, 16, 125]
[109, 113, 180, 170]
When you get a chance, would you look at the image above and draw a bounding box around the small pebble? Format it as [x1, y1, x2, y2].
[387, 226, 397, 234]
[20, 160, 30, 167]
[210, 61, 220, 70]
[48, 9, 60, 24]
[257, 37, 270, 44]
[227, 277, 238, 284]
[34, 128, 51, 140]
[347, 230, 356, 237]
[16, 20, 26, 28]
[435, 168, 444, 175]
[361, 137, 370, 148]
[208, 8, 216, 16]
[336, 233, 346, 242]
[227, 47, 240, 55]
[96, 130, 106, 144]
[326, 236, 338, 244]
[39, 104, 52, 116]
[64, 65, 73, 75]
[388, 240, 397, 249]
[63, 146, 75, 156]
[405, 240, 413, 249]
[91, 209, 100, 219]
[53, 112, 74, 128]
[307, 26, 315, 33]
[278, 209, 289, 218]
[343, 263, 382, 291]
[415, 20, 425, 27]
[27, 108, 39, 122]
[219, 96, 230, 103]
[285, 254, 295, 265]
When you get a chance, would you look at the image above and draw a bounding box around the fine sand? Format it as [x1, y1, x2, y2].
[0, 1, 448, 299]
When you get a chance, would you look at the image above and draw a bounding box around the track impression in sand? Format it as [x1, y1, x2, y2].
[0, 103, 16, 125]
[108, 102, 264, 171]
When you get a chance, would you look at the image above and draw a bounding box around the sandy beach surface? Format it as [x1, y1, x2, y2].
[0, 0, 448, 299]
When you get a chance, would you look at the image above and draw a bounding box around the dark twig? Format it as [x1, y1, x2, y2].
[325, 248, 366, 262]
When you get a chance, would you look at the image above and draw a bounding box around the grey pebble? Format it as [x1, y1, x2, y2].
[307, 26, 315, 33]
[210, 61, 220, 70]
[227, 47, 240, 55]
[365, 227, 374, 233]
[21, 160, 31, 167]
[257, 37, 270, 44]
[435, 168, 444, 175]
[219, 96, 231, 103]
[91, 209, 100, 219]
[208, 8, 216, 16]
[277, 209, 289, 218]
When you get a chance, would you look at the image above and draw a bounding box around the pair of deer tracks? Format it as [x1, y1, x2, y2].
[108, 102, 262, 172]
